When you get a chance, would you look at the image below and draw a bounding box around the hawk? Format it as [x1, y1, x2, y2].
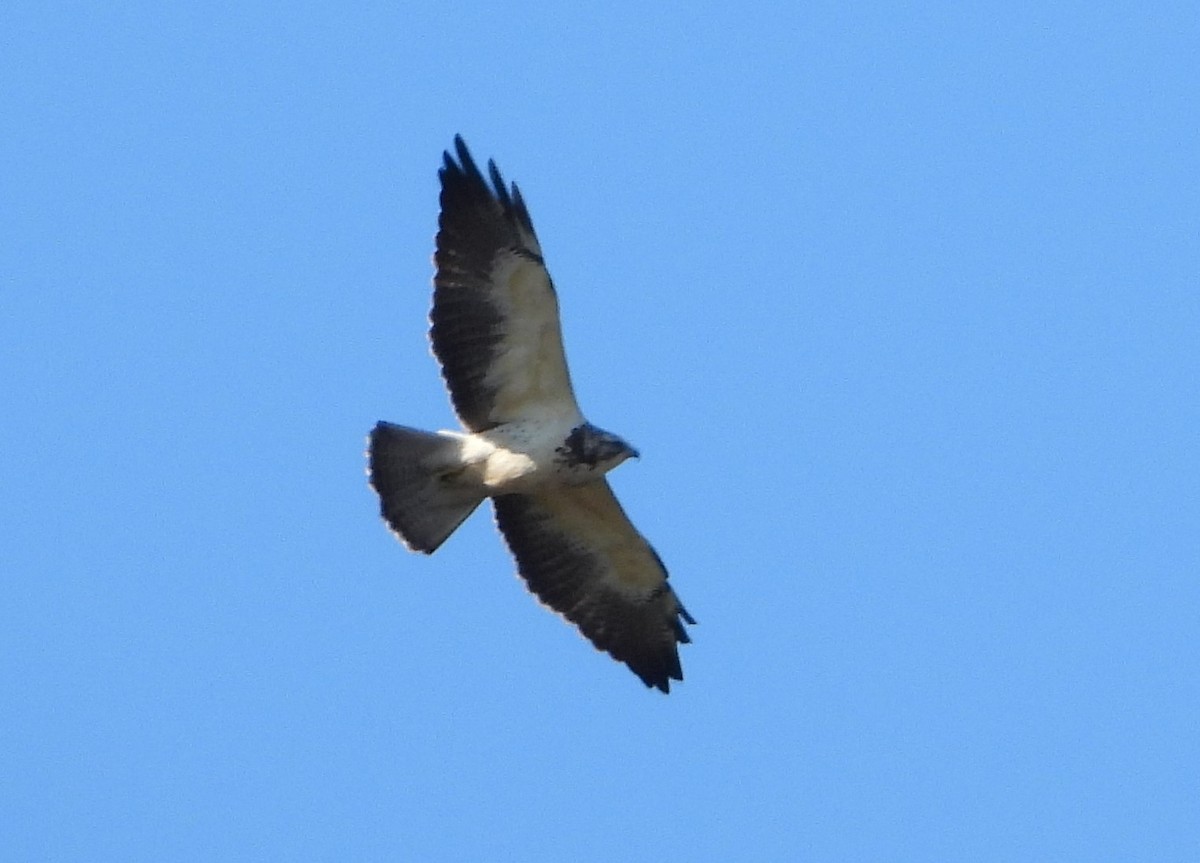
[368, 137, 694, 692]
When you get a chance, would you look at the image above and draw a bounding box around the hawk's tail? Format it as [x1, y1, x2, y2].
[367, 422, 484, 554]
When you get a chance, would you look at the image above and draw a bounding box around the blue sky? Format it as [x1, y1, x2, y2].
[3, 2, 1198, 860]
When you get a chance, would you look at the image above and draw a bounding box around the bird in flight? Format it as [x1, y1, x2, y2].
[367, 136, 694, 692]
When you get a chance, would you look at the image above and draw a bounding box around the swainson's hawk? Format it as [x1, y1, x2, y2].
[368, 137, 693, 692]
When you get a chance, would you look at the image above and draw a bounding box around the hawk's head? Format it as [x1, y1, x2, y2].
[558, 423, 639, 472]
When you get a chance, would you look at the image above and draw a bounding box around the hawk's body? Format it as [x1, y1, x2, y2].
[368, 137, 693, 692]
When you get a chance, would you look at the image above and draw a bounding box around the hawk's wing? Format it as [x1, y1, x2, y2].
[431, 137, 582, 433]
[493, 481, 695, 692]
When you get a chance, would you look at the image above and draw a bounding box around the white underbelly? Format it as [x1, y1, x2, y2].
[474, 418, 578, 493]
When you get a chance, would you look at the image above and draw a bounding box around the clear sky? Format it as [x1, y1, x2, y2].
[3, 2, 1198, 861]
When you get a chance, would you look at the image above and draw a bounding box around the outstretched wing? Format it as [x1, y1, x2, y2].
[430, 136, 582, 433]
[492, 481, 695, 693]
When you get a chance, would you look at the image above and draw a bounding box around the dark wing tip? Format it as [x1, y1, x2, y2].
[622, 615, 691, 694]
[438, 135, 536, 237]
[628, 657, 682, 694]
[440, 135, 484, 199]
[581, 590, 693, 695]
[677, 598, 697, 627]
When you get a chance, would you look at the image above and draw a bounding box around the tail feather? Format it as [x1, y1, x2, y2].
[367, 422, 484, 554]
